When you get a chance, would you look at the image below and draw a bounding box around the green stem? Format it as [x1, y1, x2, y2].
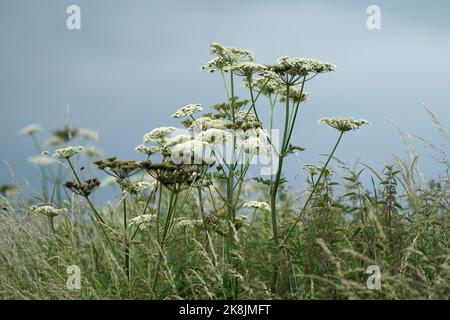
[152, 190, 179, 295]
[198, 187, 206, 221]
[283, 131, 344, 244]
[269, 81, 291, 292]
[48, 215, 55, 234]
[66, 158, 114, 251]
[284, 76, 306, 149]
[123, 198, 130, 280]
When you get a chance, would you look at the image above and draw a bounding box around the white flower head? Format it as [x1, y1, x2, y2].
[243, 201, 271, 212]
[134, 181, 153, 192]
[135, 144, 162, 155]
[242, 137, 272, 155]
[165, 134, 193, 147]
[85, 146, 103, 158]
[171, 104, 203, 119]
[244, 128, 269, 140]
[28, 155, 56, 167]
[190, 117, 228, 132]
[173, 218, 203, 228]
[195, 129, 231, 144]
[202, 43, 254, 73]
[129, 214, 156, 230]
[46, 136, 64, 147]
[224, 61, 267, 77]
[273, 56, 336, 77]
[18, 124, 42, 136]
[78, 128, 98, 140]
[320, 117, 369, 132]
[171, 140, 214, 165]
[143, 127, 177, 144]
[53, 146, 84, 159]
[30, 205, 68, 217]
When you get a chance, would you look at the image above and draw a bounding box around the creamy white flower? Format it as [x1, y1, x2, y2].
[244, 128, 269, 140]
[236, 110, 258, 123]
[243, 201, 271, 212]
[78, 128, 98, 140]
[173, 218, 203, 228]
[124, 181, 153, 194]
[28, 155, 56, 167]
[273, 56, 336, 76]
[46, 136, 64, 146]
[171, 104, 203, 119]
[171, 140, 206, 156]
[137, 181, 153, 191]
[85, 146, 103, 158]
[171, 140, 214, 165]
[53, 146, 84, 159]
[190, 117, 227, 132]
[30, 205, 68, 217]
[129, 214, 156, 230]
[18, 124, 42, 136]
[242, 137, 272, 155]
[135, 144, 162, 155]
[195, 129, 231, 144]
[165, 134, 193, 147]
[320, 117, 369, 132]
[202, 43, 254, 73]
[224, 61, 267, 77]
[143, 127, 177, 143]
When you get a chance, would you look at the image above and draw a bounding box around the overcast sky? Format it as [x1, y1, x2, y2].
[1, 0, 449, 190]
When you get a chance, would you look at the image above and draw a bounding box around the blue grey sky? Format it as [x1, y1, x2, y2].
[1, 0, 449, 189]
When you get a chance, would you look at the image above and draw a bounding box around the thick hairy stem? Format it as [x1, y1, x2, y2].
[270, 81, 291, 292]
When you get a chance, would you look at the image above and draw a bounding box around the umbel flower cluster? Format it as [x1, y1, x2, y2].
[320, 117, 370, 132]
[30, 205, 68, 217]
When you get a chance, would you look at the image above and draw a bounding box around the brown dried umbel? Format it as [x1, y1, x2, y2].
[95, 157, 141, 180]
[65, 178, 101, 197]
[140, 161, 210, 192]
[0, 184, 19, 196]
[53, 125, 79, 142]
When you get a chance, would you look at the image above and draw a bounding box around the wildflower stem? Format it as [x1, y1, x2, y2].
[48, 215, 55, 235]
[283, 131, 344, 244]
[156, 186, 163, 243]
[285, 76, 306, 148]
[198, 187, 206, 220]
[66, 158, 114, 251]
[123, 198, 130, 281]
[30, 134, 49, 200]
[152, 190, 179, 295]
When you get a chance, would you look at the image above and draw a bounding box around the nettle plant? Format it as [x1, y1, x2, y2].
[23, 43, 369, 296]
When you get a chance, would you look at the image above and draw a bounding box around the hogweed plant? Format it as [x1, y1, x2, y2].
[11, 43, 450, 301]
[18, 43, 369, 298]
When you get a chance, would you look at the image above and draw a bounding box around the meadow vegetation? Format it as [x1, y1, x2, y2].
[0, 43, 449, 299]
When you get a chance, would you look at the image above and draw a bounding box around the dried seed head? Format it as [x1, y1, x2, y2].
[64, 178, 101, 197]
